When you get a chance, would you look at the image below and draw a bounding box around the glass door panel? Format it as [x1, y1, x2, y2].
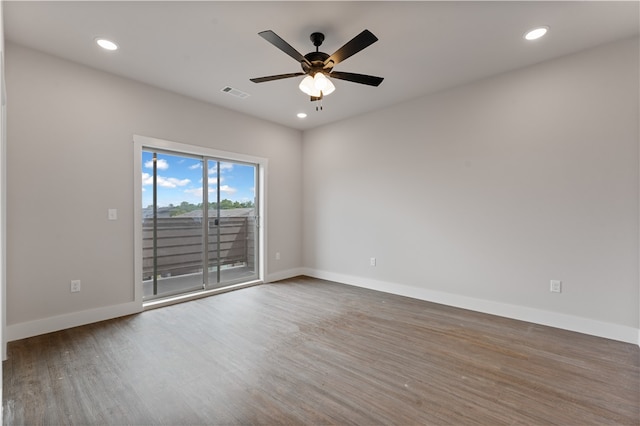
[142, 151, 205, 300]
[206, 160, 258, 288]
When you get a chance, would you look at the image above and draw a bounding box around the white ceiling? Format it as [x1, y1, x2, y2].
[4, 1, 639, 130]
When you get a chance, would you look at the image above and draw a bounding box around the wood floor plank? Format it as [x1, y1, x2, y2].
[4, 276, 639, 425]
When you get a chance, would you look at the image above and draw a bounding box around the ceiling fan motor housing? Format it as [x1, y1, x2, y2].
[302, 32, 331, 76]
[302, 51, 332, 75]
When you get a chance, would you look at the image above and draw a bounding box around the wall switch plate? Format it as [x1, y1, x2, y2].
[550, 280, 562, 293]
[71, 280, 81, 293]
[370, 257, 376, 267]
[108, 209, 118, 220]
[275, 252, 281, 261]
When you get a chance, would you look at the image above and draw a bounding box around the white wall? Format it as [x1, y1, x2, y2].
[5, 42, 303, 340]
[5, 37, 639, 345]
[303, 37, 640, 343]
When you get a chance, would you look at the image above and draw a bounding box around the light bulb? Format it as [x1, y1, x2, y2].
[313, 73, 328, 91]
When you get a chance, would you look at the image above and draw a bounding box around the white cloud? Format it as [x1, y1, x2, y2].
[208, 176, 225, 185]
[141, 172, 190, 188]
[220, 185, 237, 195]
[184, 187, 203, 198]
[189, 162, 202, 170]
[208, 162, 233, 176]
[184, 185, 236, 198]
[142, 172, 153, 185]
[144, 158, 169, 170]
[158, 177, 190, 188]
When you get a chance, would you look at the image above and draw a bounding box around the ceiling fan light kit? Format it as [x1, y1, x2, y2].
[250, 29, 384, 109]
[299, 73, 335, 97]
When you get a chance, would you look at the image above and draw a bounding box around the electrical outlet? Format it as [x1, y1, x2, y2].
[550, 280, 562, 293]
[71, 280, 81, 293]
[275, 252, 281, 261]
[370, 257, 376, 267]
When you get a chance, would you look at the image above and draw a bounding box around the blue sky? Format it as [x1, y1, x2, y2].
[141, 151, 256, 208]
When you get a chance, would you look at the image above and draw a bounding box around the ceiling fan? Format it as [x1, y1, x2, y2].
[250, 29, 384, 104]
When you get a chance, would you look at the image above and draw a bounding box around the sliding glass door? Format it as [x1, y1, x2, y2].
[141, 149, 259, 301]
[206, 160, 258, 288]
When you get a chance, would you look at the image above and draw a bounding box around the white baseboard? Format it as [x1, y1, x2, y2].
[303, 268, 639, 346]
[5, 267, 304, 344]
[265, 267, 306, 283]
[6, 301, 142, 343]
[6, 270, 638, 348]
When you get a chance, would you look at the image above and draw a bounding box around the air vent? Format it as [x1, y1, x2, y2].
[221, 86, 250, 99]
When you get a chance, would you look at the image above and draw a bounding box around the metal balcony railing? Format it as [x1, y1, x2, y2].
[142, 216, 255, 281]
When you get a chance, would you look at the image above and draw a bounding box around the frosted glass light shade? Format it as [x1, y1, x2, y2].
[320, 77, 335, 96]
[313, 72, 329, 90]
[299, 73, 335, 97]
[299, 75, 319, 96]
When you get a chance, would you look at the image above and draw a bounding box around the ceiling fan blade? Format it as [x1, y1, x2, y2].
[250, 72, 305, 83]
[324, 29, 378, 68]
[258, 30, 311, 66]
[329, 71, 384, 87]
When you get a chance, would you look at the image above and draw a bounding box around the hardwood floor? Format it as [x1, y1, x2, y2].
[4, 276, 639, 425]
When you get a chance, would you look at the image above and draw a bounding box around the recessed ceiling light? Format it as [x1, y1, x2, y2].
[297, 113, 307, 119]
[524, 26, 549, 41]
[96, 38, 118, 51]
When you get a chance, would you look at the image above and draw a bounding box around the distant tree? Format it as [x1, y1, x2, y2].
[219, 199, 234, 209]
[169, 201, 200, 217]
[158, 199, 255, 217]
